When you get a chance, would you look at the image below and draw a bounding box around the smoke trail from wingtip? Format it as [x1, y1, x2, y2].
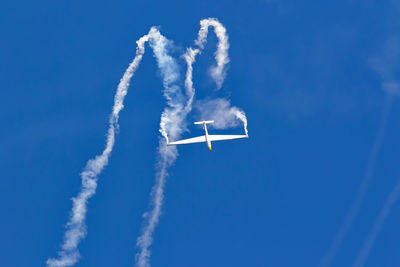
[192, 19, 248, 133]
[195, 98, 248, 135]
[46, 35, 149, 267]
[134, 26, 199, 267]
[319, 95, 392, 267]
[47, 18, 245, 267]
[195, 18, 230, 90]
[183, 18, 248, 134]
[182, 47, 200, 115]
[234, 109, 249, 136]
[135, 28, 184, 267]
[181, 17, 230, 118]
[135, 19, 242, 267]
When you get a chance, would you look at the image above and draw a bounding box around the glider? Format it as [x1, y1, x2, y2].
[167, 120, 248, 151]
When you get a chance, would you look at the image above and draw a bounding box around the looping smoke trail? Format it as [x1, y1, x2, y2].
[182, 47, 200, 115]
[182, 18, 230, 112]
[195, 18, 230, 89]
[46, 35, 149, 267]
[319, 95, 393, 267]
[183, 19, 248, 134]
[135, 19, 244, 267]
[135, 28, 183, 267]
[352, 177, 400, 267]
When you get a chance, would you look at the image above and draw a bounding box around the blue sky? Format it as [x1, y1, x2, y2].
[1, 0, 400, 267]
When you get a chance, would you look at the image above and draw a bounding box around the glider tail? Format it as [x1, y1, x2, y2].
[194, 120, 214, 125]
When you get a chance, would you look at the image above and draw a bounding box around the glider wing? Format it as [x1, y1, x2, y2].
[167, 136, 206, 146]
[207, 135, 248, 142]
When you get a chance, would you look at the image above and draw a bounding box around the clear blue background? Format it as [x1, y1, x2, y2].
[1, 0, 400, 266]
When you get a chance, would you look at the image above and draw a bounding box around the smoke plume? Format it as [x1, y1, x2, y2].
[135, 18, 247, 267]
[46, 35, 150, 267]
[195, 18, 230, 89]
[135, 27, 183, 267]
[47, 18, 248, 267]
[195, 98, 248, 135]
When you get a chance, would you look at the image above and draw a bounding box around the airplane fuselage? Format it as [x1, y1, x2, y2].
[202, 122, 212, 151]
[167, 120, 248, 151]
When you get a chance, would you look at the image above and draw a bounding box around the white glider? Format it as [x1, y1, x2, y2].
[167, 120, 248, 151]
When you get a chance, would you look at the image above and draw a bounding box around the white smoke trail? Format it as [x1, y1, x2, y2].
[46, 35, 149, 267]
[47, 18, 245, 267]
[195, 18, 230, 89]
[180, 18, 230, 122]
[181, 18, 230, 114]
[195, 98, 248, 135]
[135, 19, 246, 267]
[235, 109, 249, 136]
[319, 95, 392, 267]
[135, 28, 183, 267]
[193, 19, 247, 133]
[352, 176, 400, 267]
[182, 47, 200, 115]
[186, 18, 247, 134]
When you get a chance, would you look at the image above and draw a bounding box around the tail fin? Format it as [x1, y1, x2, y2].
[194, 120, 214, 125]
